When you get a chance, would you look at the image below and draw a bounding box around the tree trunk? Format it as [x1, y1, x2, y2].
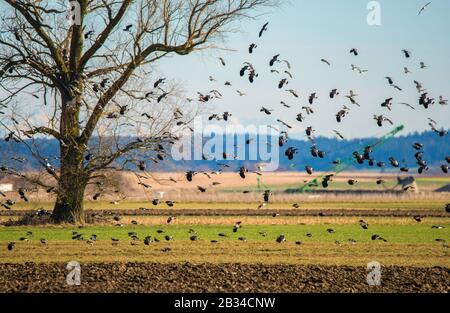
[52, 180, 86, 224]
[52, 162, 88, 224]
[52, 94, 87, 224]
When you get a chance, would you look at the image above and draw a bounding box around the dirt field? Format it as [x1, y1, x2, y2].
[1, 209, 449, 220]
[0, 263, 448, 293]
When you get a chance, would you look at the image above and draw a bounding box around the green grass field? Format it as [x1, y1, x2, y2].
[2, 186, 449, 267]
[1, 220, 448, 266]
[1, 223, 448, 243]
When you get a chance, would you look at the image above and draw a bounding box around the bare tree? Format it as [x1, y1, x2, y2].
[0, 0, 277, 223]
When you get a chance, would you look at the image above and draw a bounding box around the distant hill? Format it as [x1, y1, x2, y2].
[0, 131, 449, 173]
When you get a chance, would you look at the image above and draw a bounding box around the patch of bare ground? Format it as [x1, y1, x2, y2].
[0, 263, 448, 293]
[1, 209, 448, 219]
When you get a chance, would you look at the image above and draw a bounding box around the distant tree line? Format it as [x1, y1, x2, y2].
[1, 131, 448, 173]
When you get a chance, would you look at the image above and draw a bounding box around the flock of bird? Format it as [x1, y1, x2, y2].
[169, 17, 450, 197]
[2, 4, 450, 251]
[5, 207, 449, 251]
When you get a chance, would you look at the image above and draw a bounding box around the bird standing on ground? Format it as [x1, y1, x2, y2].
[276, 235, 286, 243]
[359, 220, 369, 229]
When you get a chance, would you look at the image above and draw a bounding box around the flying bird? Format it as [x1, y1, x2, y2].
[321, 59, 331, 66]
[123, 24, 133, 32]
[309, 93, 318, 105]
[351, 64, 368, 74]
[282, 60, 292, 69]
[350, 48, 358, 56]
[269, 54, 280, 67]
[259, 22, 269, 37]
[402, 49, 411, 58]
[333, 130, 345, 140]
[287, 89, 299, 98]
[329, 89, 339, 99]
[418, 2, 432, 15]
[260, 107, 273, 115]
[374, 115, 393, 127]
[438, 96, 448, 105]
[399, 102, 415, 110]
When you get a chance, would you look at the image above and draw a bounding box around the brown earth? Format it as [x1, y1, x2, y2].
[1, 208, 448, 218]
[0, 263, 448, 293]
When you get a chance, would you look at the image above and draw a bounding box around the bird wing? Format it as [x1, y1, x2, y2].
[283, 60, 291, 69]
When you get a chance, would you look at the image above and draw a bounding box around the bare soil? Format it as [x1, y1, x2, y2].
[0, 263, 448, 293]
[2, 208, 448, 218]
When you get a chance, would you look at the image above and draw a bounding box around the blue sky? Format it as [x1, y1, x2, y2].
[157, 0, 450, 140]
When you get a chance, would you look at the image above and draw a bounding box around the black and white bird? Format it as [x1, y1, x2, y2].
[329, 89, 339, 99]
[276, 235, 286, 243]
[269, 54, 280, 67]
[359, 220, 369, 230]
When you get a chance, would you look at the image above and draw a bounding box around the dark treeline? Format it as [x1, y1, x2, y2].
[0, 131, 448, 173]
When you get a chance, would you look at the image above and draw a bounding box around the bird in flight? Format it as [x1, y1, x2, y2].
[321, 58, 331, 66]
[287, 89, 299, 98]
[351, 64, 368, 74]
[439, 96, 448, 105]
[333, 130, 345, 140]
[349, 48, 358, 56]
[402, 49, 411, 58]
[399, 102, 415, 110]
[260, 107, 273, 115]
[418, 2, 432, 15]
[259, 22, 269, 37]
[269, 54, 280, 67]
[123, 24, 133, 32]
